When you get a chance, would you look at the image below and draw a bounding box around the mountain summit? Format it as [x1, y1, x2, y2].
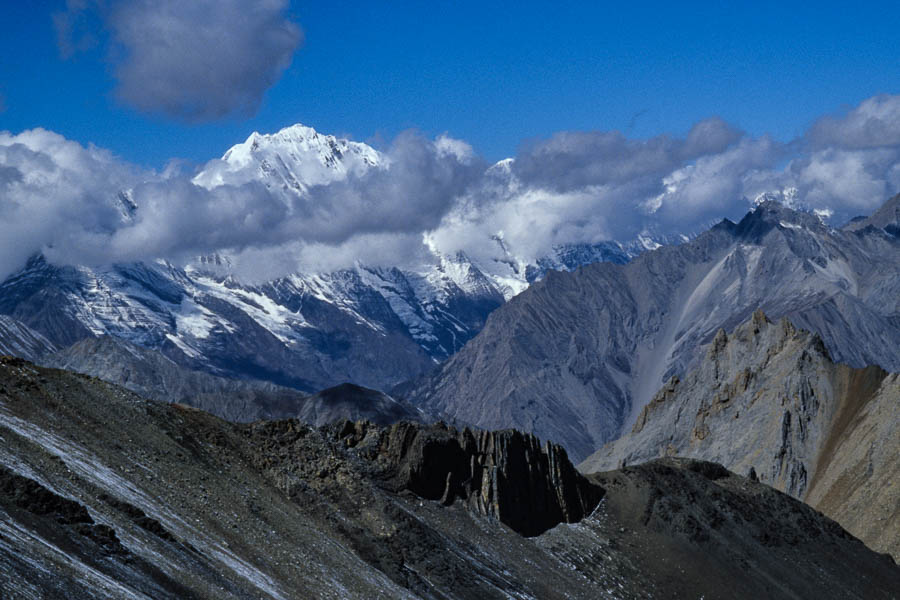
[193, 123, 382, 192]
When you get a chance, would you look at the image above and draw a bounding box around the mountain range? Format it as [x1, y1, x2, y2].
[0, 124, 650, 395]
[1, 123, 899, 598]
[3, 126, 897, 473]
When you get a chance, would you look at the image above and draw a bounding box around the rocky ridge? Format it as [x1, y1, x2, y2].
[43, 335, 310, 422]
[44, 335, 430, 428]
[843, 192, 900, 233]
[581, 310, 900, 560]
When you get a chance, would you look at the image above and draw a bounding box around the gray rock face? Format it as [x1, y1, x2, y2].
[44, 336, 431, 428]
[403, 199, 900, 462]
[0, 315, 56, 361]
[843, 192, 900, 233]
[327, 420, 603, 536]
[4, 357, 897, 599]
[581, 310, 900, 561]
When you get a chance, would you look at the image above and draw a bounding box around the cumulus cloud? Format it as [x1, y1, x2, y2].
[428, 119, 757, 265]
[0, 128, 477, 281]
[3, 94, 900, 283]
[427, 98, 900, 266]
[511, 117, 742, 193]
[295, 132, 484, 243]
[0, 128, 145, 279]
[807, 94, 900, 150]
[54, 0, 302, 120]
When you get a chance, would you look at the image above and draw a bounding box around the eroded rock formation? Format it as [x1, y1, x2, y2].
[328, 420, 604, 536]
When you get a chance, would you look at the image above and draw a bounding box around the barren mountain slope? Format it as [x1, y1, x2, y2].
[1, 357, 896, 598]
[44, 335, 309, 422]
[0, 315, 56, 361]
[44, 335, 429, 427]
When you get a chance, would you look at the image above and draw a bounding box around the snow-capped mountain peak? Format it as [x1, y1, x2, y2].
[193, 123, 383, 192]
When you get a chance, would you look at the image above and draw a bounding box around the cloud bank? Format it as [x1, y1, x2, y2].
[2, 94, 900, 282]
[55, 0, 302, 120]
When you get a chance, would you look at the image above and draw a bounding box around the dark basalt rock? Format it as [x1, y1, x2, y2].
[0, 465, 127, 555]
[329, 420, 604, 536]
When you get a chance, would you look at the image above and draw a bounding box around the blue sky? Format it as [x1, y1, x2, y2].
[3, 1, 900, 168]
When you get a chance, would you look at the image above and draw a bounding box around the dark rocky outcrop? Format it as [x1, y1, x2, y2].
[98, 493, 180, 543]
[328, 421, 604, 536]
[0, 465, 94, 526]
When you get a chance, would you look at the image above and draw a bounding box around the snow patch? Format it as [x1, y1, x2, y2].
[174, 298, 217, 339]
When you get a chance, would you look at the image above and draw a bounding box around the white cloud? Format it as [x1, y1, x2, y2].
[808, 94, 900, 150]
[0, 128, 477, 282]
[3, 94, 900, 283]
[55, 0, 302, 121]
[0, 128, 146, 279]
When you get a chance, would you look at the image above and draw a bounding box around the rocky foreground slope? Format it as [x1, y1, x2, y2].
[0, 356, 897, 599]
[581, 310, 900, 561]
[403, 199, 900, 462]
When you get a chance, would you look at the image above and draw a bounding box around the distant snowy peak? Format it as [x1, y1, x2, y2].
[193, 123, 383, 192]
[427, 252, 498, 297]
[524, 242, 632, 284]
[752, 189, 837, 224]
